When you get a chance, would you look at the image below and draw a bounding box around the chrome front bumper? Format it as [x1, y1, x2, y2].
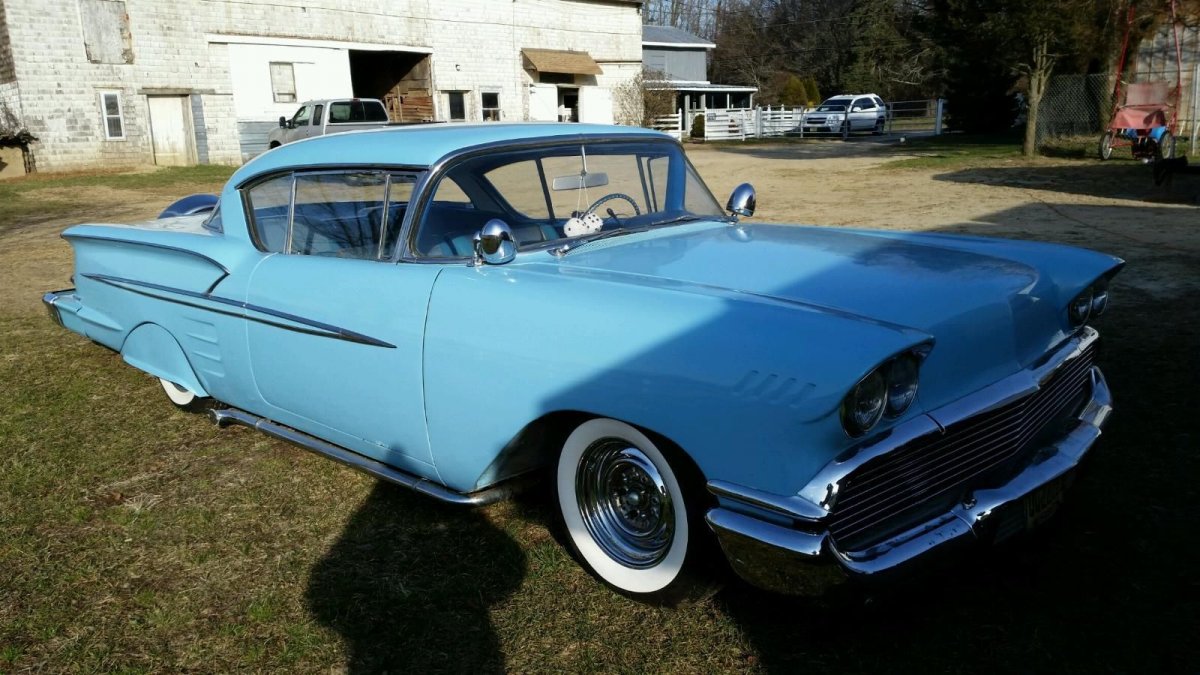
[706, 361, 1112, 594]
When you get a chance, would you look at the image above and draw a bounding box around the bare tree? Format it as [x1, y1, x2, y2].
[613, 69, 678, 127]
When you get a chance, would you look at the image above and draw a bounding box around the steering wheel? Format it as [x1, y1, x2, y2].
[585, 193, 642, 222]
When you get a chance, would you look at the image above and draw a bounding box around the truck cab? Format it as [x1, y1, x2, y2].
[267, 98, 391, 148]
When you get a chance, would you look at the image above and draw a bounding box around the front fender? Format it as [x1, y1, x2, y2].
[121, 323, 209, 397]
[422, 264, 931, 495]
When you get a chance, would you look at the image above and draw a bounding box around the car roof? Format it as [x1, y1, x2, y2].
[232, 123, 672, 186]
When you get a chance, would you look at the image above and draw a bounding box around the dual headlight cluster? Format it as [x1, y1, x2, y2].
[1068, 282, 1110, 326]
[840, 353, 921, 438]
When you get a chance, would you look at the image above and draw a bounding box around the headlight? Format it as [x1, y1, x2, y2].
[841, 369, 886, 438]
[1069, 288, 1093, 326]
[885, 355, 920, 417]
[841, 352, 923, 437]
[1091, 284, 1109, 316]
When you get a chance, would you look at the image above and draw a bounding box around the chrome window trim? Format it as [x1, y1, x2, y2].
[397, 134, 686, 263]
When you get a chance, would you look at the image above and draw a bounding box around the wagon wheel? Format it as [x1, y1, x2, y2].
[1155, 131, 1176, 161]
[1098, 131, 1115, 160]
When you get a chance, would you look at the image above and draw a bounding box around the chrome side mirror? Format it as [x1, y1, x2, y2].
[474, 219, 517, 265]
[726, 183, 756, 222]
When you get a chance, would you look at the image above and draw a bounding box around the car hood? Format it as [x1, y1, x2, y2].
[544, 222, 1122, 409]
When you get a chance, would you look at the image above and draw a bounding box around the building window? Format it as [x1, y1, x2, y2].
[446, 91, 467, 121]
[481, 92, 500, 121]
[270, 62, 296, 103]
[98, 91, 125, 140]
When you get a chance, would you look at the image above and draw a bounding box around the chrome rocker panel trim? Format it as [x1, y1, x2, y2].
[210, 408, 522, 506]
[706, 355, 1111, 593]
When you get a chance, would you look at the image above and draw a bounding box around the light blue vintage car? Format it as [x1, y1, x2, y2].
[44, 124, 1122, 599]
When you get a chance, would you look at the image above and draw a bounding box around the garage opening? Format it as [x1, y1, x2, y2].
[349, 50, 433, 122]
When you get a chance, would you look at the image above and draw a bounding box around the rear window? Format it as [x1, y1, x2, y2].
[327, 100, 390, 124]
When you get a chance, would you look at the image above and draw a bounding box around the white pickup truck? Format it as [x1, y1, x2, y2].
[267, 98, 396, 148]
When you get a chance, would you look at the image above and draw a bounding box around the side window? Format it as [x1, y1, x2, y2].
[291, 106, 311, 127]
[854, 98, 874, 110]
[414, 176, 480, 257]
[246, 171, 419, 259]
[312, 104, 324, 126]
[246, 174, 293, 253]
[291, 172, 388, 259]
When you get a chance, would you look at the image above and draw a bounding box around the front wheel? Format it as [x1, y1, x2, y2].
[158, 378, 217, 413]
[556, 418, 700, 601]
[1098, 131, 1114, 160]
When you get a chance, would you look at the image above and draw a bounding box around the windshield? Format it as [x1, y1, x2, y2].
[815, 99, 851, 112]
[412, 140, 726, 257]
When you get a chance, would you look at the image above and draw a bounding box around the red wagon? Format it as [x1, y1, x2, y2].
[1099, 1, 1185, 161]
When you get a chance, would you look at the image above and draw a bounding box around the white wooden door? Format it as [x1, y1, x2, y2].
[529, 84, 559, 122]
[148, 96, 194, 166]
[578, 86, 613, 124]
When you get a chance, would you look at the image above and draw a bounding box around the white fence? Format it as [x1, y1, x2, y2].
[654, 99, 946, 141]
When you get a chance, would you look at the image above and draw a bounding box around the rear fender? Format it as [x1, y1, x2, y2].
[121, 323, 209, 397]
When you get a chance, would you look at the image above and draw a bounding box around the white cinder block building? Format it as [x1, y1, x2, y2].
[0, 0, 644, 171]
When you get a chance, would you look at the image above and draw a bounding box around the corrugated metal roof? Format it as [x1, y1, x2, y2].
[521, 49, 603, 75]
[642, 25, 715, 48]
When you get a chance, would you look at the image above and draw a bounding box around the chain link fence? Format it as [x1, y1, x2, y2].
[1036, 69, 1198, 158]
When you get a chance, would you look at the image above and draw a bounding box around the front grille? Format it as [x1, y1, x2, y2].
[828, 343, 1095, 549]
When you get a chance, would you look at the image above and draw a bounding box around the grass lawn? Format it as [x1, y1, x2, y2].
[1, 163, 1197, 673]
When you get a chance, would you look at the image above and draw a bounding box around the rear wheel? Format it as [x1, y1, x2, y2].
[1098, 131, 1114, 160]
[555, 418, 708, 602]
[1155, 131, 1175, 160]
[873, 118, 885, 135]
[158, 378, 217, 413]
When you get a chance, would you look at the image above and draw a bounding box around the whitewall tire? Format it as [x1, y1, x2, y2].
[556, 418, 691, 596]
[158, 378, 214, 412]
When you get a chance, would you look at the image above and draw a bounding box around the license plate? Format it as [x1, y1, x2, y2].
[1024, 478, 1065, 529]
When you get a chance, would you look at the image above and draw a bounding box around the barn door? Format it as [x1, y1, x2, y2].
[578, 86, 613, 124]
[529, 83, 559, 121]
[147, 96, 195, 166]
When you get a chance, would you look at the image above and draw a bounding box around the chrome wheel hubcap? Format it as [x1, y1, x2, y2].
[576, 440, 675, 569]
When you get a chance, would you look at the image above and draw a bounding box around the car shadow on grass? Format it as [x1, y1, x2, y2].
[306, 483, 525, 674]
